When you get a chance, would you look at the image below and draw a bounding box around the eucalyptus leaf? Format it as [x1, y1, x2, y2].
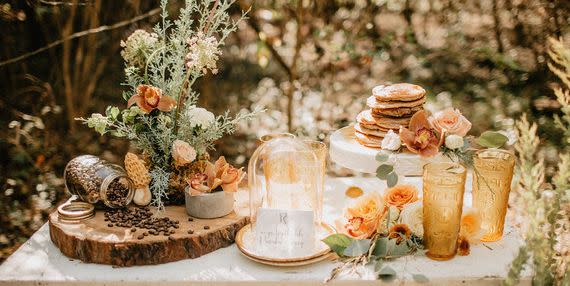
[109, 107, 120, 120]
[412, 274, 429, 283]
[372, 237, 389, 257]
[387, 239, 411, 257]
[386, 172, 398, 187]
[376, 164, 394, 179]
[476, 131, 508, 148]
[322, 234, 354, 256]
[342, 239, 371, 257]
[373, 260, 384, 274]
[377, 265, 397, 282]
[376, 153, 389, 163]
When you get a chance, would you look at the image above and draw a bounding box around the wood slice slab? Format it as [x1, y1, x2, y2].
[49, 206, 249, 267]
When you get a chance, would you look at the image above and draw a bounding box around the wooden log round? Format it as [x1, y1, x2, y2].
[49, 206, 249, 267]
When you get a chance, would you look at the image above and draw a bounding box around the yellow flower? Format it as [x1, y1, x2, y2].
[388, 223, 412, 244]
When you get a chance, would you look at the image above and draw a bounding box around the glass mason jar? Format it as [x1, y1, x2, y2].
[422, 162, 467, 261]
[64, 155, 134, 208]
[472, 149, 515, 242]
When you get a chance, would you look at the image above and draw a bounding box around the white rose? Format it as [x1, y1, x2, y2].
[187, 107, 215, 129]
[381, 130, 401, 151]
[399, 202, 423, 237]
[445, 134, 464, 150]
[171, 139, 197, 166]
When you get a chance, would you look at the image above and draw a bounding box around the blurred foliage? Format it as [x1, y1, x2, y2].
[0, 0, 568, 264]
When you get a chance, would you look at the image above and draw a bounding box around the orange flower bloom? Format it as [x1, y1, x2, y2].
[388, 223, 412, 244]
[127, 84, 177, 113]
[383, 184, 419, 209]
[460, 209, 482, 241]
[399, 110, 443, 157]
[336, 192, 387, 239]
[457, 235, 470, 256]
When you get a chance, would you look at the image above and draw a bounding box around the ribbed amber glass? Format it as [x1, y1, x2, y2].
[423, 162, 467, 261]
[472, 149, 515, 242]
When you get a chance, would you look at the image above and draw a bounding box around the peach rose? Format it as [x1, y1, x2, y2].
[127, 84, 177, 113]
[171, 140, 197, 166]
[383, 184, 419, 209]
[429, 107, 472, 137]
[336, 192, 387, 239]
[214, 156, 245, 193]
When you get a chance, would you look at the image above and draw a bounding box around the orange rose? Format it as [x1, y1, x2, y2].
[383, 184, 419, 209]
[429, 107, 472, 137]
[460, 208, 482, 241]
[336, 192, 387, 239]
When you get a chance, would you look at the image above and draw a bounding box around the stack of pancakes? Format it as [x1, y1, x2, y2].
[354, 83, 426, 148]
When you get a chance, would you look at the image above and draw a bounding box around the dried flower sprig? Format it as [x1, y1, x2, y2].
[505, 37, 570, 286]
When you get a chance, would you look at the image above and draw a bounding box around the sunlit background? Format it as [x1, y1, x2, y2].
[0, 0, 568, 262]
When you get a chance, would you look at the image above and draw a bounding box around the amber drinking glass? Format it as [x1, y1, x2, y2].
[423, 162, 467, 261]
[303, 140, 327, 224]
[472, 149, 515, 242]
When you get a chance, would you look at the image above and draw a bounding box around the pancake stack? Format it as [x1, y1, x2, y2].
[354, 83, 426, 148]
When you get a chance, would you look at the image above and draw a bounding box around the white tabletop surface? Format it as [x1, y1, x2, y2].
[0, 177, 531, 285]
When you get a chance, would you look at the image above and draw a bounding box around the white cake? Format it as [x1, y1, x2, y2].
[329, 126, 451, 176]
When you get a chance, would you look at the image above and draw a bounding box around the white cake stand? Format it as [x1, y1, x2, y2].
[329, 126, 451, 176]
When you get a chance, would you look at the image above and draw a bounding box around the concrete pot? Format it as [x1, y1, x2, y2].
[184, 188, 235, 219]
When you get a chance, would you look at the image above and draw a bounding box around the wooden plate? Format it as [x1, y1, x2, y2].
[49, 206, 249, 266]
[235, 223, 335, 264]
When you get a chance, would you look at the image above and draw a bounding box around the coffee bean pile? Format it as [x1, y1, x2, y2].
[104, 207, 180, 240]
[105, 178, 130, 207]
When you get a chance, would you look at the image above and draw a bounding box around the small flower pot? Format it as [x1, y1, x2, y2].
[184, 188, 235, 219]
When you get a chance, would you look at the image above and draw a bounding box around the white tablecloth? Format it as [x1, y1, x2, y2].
[0, 177, 531, 285]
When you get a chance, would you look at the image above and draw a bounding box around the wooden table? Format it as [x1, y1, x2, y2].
[0, 177, 531, 285]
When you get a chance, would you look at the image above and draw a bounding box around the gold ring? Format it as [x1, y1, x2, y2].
[58, 201, 95, 223]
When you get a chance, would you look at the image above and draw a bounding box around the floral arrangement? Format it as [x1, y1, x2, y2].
[323, 185, 483, 281]
[375, 107, 509, 187]
[186, 156, 244, 196]
[77, 0, 260, 209]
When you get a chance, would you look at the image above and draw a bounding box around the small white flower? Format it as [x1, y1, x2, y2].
[120, 29, 159, 68]
[86, 113, 108, 135]
[445, 134, 464, 150]
[399, 202, 423, 237]
[187, 106, 215, 129]
[185, 32, 221, 74]
[381, 130, 401, 151]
